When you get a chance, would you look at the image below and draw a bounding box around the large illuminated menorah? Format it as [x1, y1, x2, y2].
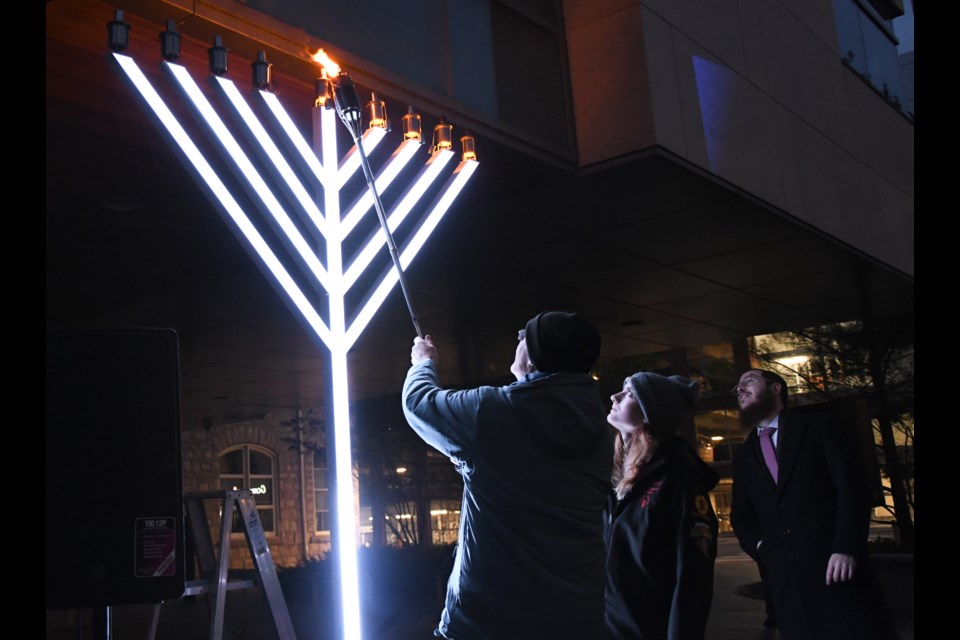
[109, 17, 477, 640]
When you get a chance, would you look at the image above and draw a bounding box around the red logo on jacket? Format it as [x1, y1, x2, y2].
[639, 480, 662, 509]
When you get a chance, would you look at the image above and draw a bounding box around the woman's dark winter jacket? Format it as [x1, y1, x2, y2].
[603, 436, 720, 640]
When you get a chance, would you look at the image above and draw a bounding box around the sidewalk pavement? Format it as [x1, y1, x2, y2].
[706, 534, 776, 640]
[47, 533, 913, 639]
[706, 533, 914, 640]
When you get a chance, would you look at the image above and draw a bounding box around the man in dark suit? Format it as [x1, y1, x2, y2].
[730, 369, 897, 640]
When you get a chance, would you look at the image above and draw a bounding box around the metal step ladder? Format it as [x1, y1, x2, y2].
[148, 489, 297, 640]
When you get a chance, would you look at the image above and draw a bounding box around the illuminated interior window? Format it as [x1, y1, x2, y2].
[384, 503, 418, 548]
[709, 478, 734, 533]
[694, 409, 743, 465]
[429, 499, 461, 545]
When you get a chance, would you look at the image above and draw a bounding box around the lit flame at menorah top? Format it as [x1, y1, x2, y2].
[108, 12, 478, 639]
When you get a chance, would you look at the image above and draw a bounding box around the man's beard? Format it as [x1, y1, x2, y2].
[738, 388, 777, 429]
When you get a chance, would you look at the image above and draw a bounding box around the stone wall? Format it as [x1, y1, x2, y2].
[181, 408, 332, 569]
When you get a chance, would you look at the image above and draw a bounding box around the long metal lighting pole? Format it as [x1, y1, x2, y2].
[331, 71, 424, 338]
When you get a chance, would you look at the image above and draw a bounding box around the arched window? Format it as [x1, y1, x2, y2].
[219, 445, 278, 535]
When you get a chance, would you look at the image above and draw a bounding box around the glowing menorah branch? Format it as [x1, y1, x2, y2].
[112, 48, 477, 640]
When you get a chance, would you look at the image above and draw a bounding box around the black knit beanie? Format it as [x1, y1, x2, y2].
[626, 372, 700, 439]
[524, 311, 601, 374]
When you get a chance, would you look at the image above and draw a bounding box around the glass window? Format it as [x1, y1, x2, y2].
[429, 499, 462, 545]
[242, 1, 574, 151]
[249, 449, 272, 475]
[314, 448, 330, 533]
[694, 409, 744, 463]
[594, 352, 677, 400]
[219, 449, 243, 475]
[686, 342, 739, 401]
[750, 329, 855, 402]
[710, 478, 734, 533]
[490, 1, 571, 147]
[832, 0, 906, 111]
[384, 502, 419, 548]
[218, 445, 278, 535]
[861, 13, 903, 99]
[891, 1, 913, 54]
[359, 506, 374, 547]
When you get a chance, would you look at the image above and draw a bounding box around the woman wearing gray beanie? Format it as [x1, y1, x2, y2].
[603, 371, 720, 640]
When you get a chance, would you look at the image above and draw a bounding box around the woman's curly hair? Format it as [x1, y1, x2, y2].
[612, 427, 658, 501]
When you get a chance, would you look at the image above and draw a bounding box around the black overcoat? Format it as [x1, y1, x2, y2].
[730, 410, 897, 640]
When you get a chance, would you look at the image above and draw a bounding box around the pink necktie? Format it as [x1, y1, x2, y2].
[759, 427, 778, 483]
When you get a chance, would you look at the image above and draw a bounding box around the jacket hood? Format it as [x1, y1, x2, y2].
[506, 372, 609, 458]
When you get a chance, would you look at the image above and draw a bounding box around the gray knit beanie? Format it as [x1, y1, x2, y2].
[626, 372, 700, 439]
[524, 311, 601, 374]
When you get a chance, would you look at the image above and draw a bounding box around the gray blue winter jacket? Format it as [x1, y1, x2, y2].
[402, 361, 614, 640]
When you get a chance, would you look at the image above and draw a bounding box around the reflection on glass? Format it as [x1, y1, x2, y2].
[686, 342, 738, 399]
[831, 0, 906, 108]
[694, 409, 744, 463]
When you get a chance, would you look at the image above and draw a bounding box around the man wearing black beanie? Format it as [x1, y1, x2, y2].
[523, 311, 601, 374]
[402, 311, 612, 640]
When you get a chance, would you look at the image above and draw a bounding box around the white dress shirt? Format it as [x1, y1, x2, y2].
[757, 414, 781, 448]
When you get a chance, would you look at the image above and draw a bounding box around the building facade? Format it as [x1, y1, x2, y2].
[46, 0, 913, 568]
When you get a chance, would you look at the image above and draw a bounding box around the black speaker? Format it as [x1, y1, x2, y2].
[46, 328, 185, 609]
